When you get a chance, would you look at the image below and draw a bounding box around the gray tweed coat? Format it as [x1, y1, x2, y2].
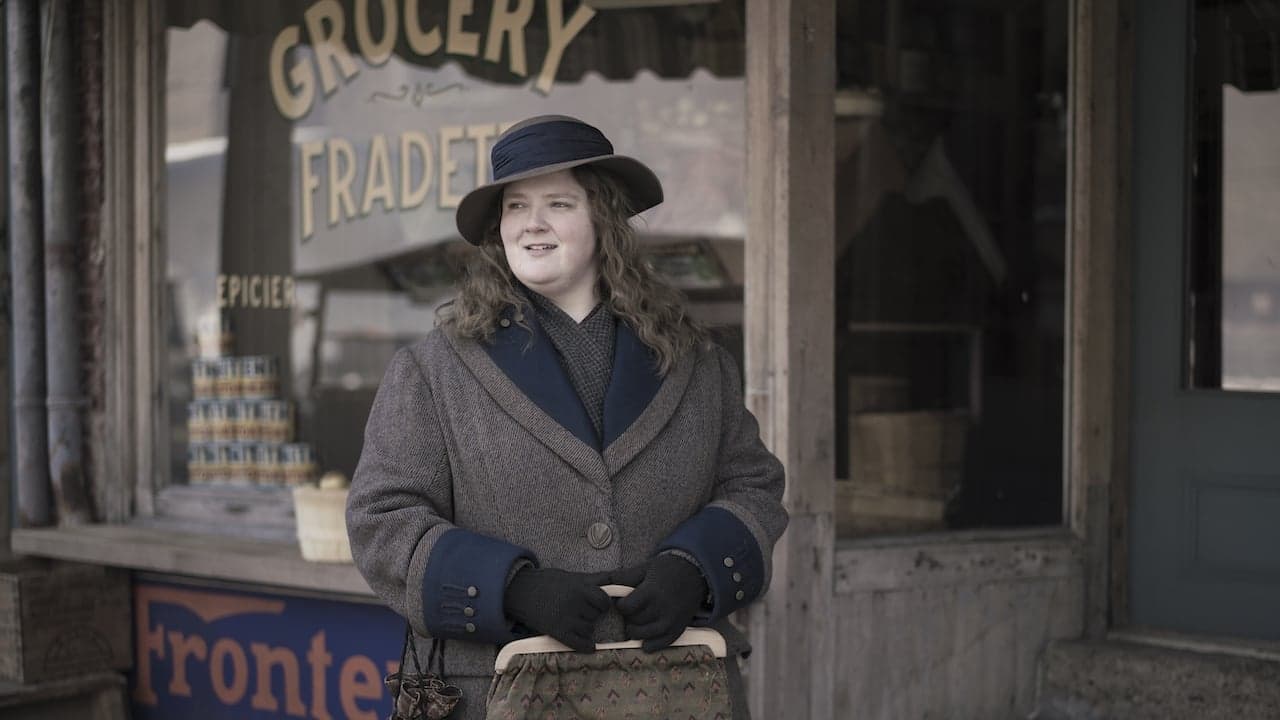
[347, 318, 787, 719]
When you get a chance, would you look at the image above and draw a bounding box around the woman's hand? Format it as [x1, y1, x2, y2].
[614, 555, 709, 652]
[503, 568, 612, 652]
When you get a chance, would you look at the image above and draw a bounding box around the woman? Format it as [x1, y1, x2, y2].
[347, 115, 787, 719]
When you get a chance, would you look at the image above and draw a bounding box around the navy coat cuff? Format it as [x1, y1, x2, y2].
[658, 506, 764, 624]
[421, 528, 538, 644]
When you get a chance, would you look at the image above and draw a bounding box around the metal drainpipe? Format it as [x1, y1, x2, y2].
[7, 0, 52, 528]
[41, 0, 91, 525]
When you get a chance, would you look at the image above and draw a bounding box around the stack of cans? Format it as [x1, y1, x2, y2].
[187, 354, 316, 487]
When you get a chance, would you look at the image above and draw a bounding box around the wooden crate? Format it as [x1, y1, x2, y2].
[847, 375, 910, 413]
[0, 560, 131, 684]
[835, 480, 947, 538]
[848, 410, 968, 498]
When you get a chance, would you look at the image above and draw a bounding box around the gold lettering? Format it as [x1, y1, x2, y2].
[361, 134, 396, 216]
[269, 26, 316, 120]
[438, 125, 466, 209]
[300, 141, 326, 241]
[283, 277, 296, 308]
[228, 276, 243, 307]
[249, 642, 306, 716]
[354, 0, 398, 66]
[167, 631, 207, 697]
[485, 0, 534, 76]
[210, 638, 249, 705]
[538, 0, 595, 94]
[216, 275, 228, 309]
[339, 655, 382, 720]
[403, 0, 443, 55]
[304, 0, 360, 96]
[446, 0, 481, 57]
[400, 131, 434, 210]
[466, 123, 498, 187]
[249, 276, 263, 308]
[307, 632, 334, 720]
[328, 138, 358, 227]
[271, 276, 283, 309]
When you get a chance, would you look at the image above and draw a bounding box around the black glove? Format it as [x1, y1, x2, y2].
[614, 554, 709, 653]
[503, 567, 612, 652]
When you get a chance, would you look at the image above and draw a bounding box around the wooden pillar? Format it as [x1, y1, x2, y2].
[101, 0, 162, 516]
[1067, 0, 1133, 639]
[743, 0, 835, 718]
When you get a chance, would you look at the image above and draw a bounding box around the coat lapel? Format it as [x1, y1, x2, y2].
[603, 331, 697, 474]
[446, 319, 608, 484]
[601, 322, 663, 448]
[482, 312, 600, 450]
[446, 313, 697, 480]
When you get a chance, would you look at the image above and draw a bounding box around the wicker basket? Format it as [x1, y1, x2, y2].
[292, 486, 354, 563]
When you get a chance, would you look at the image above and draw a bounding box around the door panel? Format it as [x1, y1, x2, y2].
[1130, 0, 1280, 640]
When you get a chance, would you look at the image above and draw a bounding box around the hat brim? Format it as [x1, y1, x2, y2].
[455, 154, 664, 245]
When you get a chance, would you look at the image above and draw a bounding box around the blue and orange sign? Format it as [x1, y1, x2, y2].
[131, 578, 405, 719]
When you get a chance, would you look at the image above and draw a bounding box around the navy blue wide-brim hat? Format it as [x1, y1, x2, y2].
[455, 115, 664, 245]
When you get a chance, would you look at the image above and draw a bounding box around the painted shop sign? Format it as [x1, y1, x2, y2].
[279, 66, 745, 277]
[132, 578, 404, 719]
[166, 4, 745, 279]
[270, 1, 597, 243]
[269, 0, 596, 119]
[293, 120, 518, 241]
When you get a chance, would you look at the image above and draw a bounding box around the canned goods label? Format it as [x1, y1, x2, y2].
[209, 401, 237, 441]
[260, 400, 293, 442]
[234, 399, 261, 441]
[281, 442, 314, 465]
[192, 359, 220, 399]
[215, 357, 243, 398]
[253, 443, 279, 464]
[240, 355, 281, 398]
[226, 442, 253, 484]
[252, 443, 282, 485]
[187, 401, 212, 442]
[214, 442, 234, 466]
[227, 443, 251, 464]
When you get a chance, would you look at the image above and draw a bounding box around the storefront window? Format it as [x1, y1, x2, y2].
[833, 0, 1069, 536]
[162, 0, 747, 526]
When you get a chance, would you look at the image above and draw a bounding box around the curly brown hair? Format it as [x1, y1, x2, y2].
[438, 165, 705, 374]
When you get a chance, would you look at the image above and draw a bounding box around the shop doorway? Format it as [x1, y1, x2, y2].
[1130, 0, 1280, 641]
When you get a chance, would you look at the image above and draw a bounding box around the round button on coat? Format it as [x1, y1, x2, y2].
[586, 522, 613, 549]
[735, 590, 745, 601]
[723, 557, 735, 568]
[466, 586, 478, 597]
[465, 623, 476, 633]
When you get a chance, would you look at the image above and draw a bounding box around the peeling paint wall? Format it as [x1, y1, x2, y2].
[832, 536, 1084, 719]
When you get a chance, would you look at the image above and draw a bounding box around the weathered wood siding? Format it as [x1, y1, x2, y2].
[832, 535, 1084, 719]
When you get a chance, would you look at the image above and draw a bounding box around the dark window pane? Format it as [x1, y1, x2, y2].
[1188, 1, 1280, 392]
[834, 0, 1069, 536]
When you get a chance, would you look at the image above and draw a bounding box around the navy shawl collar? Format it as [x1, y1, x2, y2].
[481, 308, 663, 452]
